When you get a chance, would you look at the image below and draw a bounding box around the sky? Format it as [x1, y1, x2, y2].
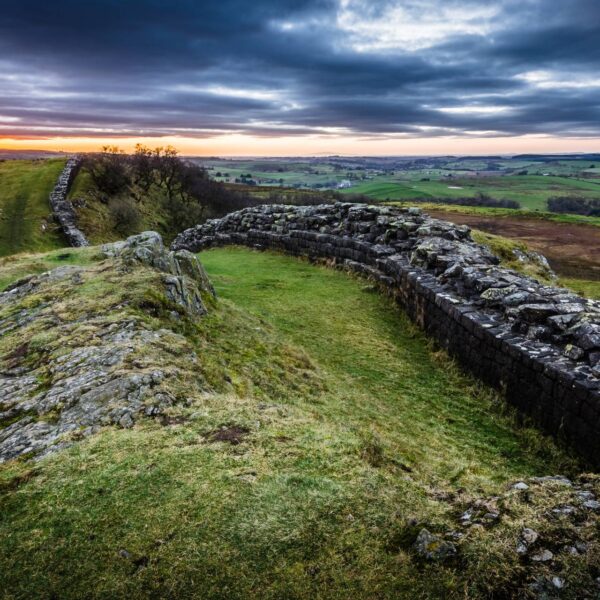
[1, 0, 600, 156]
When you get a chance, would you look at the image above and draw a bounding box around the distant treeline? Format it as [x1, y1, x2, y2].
[547, 196, 600, 217]
[406, 193, 520, 209]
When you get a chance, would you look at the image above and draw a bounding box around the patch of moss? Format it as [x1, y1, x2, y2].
[0, 409, 37, 429]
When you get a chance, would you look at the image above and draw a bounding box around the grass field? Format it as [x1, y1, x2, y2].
[199, 157, 600, 211]
[343, 175, 600, 210]
[0, 246, 580, 599]
[0, 158, 66, 256]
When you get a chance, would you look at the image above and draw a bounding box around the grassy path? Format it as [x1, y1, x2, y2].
[0, 159, 66, 256]
[201, 247, 571, 488]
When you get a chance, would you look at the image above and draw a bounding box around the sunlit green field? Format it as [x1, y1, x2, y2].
[0, 158, 66, 256]
[343, 175, 600, 210]
[199, 157, 600, 210]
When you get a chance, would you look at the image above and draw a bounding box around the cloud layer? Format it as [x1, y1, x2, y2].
[1, 0, 599, 141]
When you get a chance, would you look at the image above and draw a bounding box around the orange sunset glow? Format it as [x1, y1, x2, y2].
[2, 134, 600, 157]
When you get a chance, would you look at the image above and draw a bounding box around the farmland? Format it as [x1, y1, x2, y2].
[197, 155, 600, 211]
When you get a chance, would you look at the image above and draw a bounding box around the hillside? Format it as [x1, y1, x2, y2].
[0, 159, 67, 256]
[66, 167, 174, 245]
[1, 234, 600, 598]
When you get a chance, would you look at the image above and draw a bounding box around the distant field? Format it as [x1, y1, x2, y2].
[0, 158, 66, 256]
[199, 157, 600, 211]
[343, 175, 600, 210]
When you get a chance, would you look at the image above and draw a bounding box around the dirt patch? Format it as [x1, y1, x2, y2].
[428, 210, 600, 280]
[207, 425, 250, 445]
[159, 415, 188, 426]
[0, 468, 40, 494]
[4, 342, 29, 369]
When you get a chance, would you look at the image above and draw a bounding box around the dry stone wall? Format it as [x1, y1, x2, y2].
[172, 203, 600, 467]
[49, 157, 89, 247]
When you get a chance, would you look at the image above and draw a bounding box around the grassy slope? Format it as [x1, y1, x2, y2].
[68, 169, 172, 245]
[0, 159, 66, 256]
[0, 246, 580, 599]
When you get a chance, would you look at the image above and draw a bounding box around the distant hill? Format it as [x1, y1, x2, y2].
[0, 149, 69, 160]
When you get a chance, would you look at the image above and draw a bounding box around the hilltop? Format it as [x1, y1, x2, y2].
[2, 230, 600, 598]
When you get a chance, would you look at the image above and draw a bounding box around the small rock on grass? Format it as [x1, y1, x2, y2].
[413, 529, 457, 561]
[522, 528, 539, 545]
[551, 577, 565, 590]
[512, 481, 529, 491]
[531, 549, 553, 562]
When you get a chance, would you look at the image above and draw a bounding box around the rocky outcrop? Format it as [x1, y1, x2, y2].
[0, 232, 214, 462]
[172, 203, 600, 467]
[49, 157, 89, 247]
[101, 231, 215, 316]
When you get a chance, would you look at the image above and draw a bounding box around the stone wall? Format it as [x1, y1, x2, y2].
[49, 157, 89, 247]
[172, 203, 600, 467]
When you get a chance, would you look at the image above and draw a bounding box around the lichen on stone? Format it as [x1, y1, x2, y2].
[0, 232, 214, 462]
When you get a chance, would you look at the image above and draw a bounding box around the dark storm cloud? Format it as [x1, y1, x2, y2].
[1, 0, 599, 139]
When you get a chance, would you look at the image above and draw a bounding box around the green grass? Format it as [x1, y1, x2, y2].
[0, 247, 584, 598]
[343, 174, 600, 210]
[0, 246, 96, 291]
[0, 159, 67, 256]
[558, 278, 600, 300]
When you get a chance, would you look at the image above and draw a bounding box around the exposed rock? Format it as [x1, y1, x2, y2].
[413, 529, 457, 561]
[551, 504, 577, 517]
[513, 248, 557, 281]
[0, 232, 214, 462]
[531, 549, 554, 562]
[513, 481, 529, 490]
[522, 528, 539, 545]
[531, 476, 572, 486]
[102, 231, 215, 316]
[517, 528, 539, 555]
